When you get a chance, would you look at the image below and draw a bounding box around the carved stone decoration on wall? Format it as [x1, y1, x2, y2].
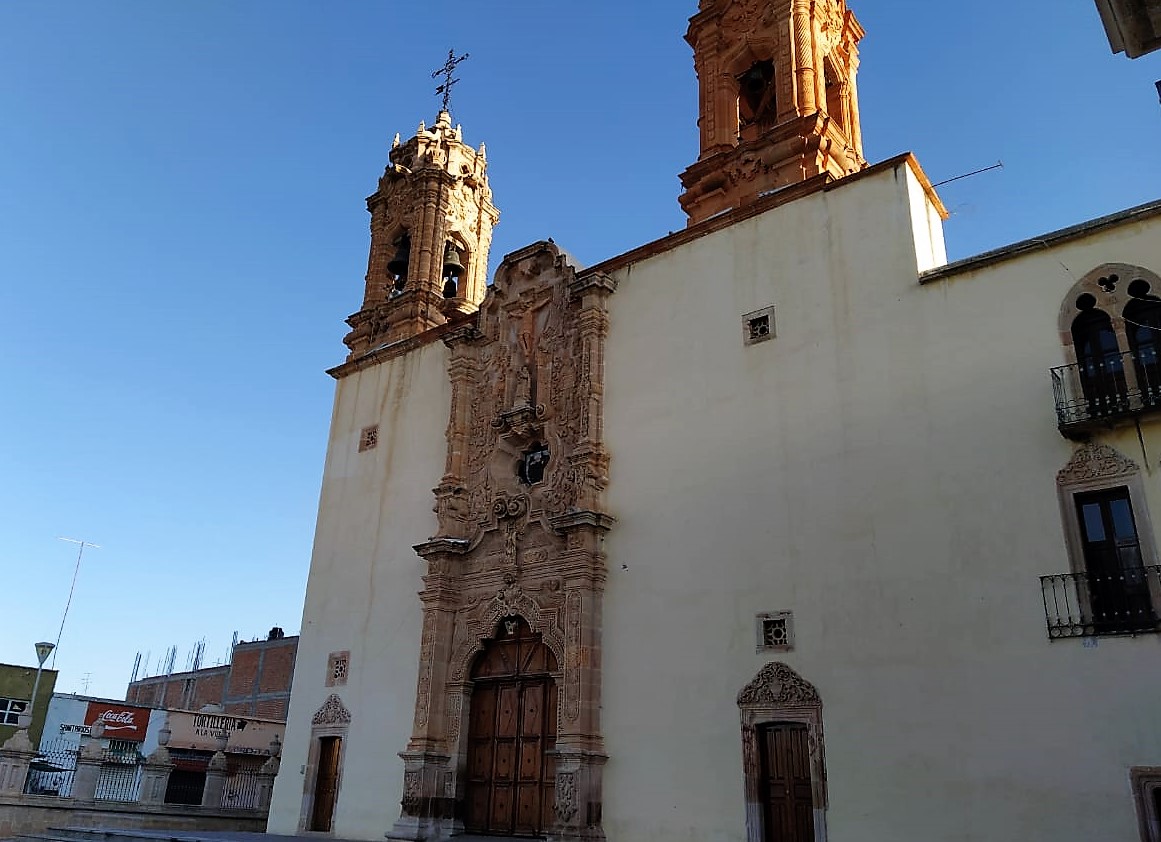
[388, 242, 616, 842]
[311, 694, 353, 727]
[737, 661, 821, 707]
[1056, 442, 1140, 485]
[555, 771, 578, 825]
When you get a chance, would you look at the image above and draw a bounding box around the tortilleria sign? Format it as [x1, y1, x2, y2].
[165, 710, 284, 756]
[83, 702, 151, 742]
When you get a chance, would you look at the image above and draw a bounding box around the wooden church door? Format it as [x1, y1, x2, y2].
[311, 735, 342, 831]
[758, 723, 815, 842]
[464, 617, 557, 836]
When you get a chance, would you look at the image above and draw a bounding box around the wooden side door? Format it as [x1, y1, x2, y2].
[759, 723, 815, 842]
[311, 736, 342, 832]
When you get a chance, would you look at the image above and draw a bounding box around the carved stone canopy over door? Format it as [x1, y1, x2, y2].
[388, 242, 616, 842]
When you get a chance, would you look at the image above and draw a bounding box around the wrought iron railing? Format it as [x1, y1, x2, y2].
[1051, 349, 1161, 428]
[223, 768, 263, 810]
[1040, 565, 1161, 638]
[95, 747, 143, 802]
[25, 739, 77, 796]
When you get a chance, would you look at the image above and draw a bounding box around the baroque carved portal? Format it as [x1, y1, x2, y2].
[738, 663, 827, 842]
[388, 241, 616, 842]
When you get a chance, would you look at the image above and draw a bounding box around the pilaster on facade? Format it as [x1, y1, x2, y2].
[344, 111, 499, 359]
[680, 0, 868, 225]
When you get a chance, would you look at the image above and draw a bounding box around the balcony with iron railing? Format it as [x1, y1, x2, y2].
[1051, 349, 1161, 436]
[1039, 565, 1161, 638]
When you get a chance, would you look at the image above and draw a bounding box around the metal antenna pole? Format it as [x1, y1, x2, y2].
[52, 538, 100, 669]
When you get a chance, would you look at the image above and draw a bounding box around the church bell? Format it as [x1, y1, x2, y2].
[443, 242, 465, 279]
[388, 236, 411, 289]
[442, 242, 465, 298]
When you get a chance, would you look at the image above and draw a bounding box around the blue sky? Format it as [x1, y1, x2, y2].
[1, 1, 1158, 701]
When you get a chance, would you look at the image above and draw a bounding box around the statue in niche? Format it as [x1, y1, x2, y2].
[514, 365, 532, 407]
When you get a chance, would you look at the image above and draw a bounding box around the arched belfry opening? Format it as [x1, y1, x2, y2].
[681, 0, 868, 225]
[464, 617, 559, 837]
[737, 59, 777, 143]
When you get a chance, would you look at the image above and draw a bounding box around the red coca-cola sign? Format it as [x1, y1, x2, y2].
[84, 702, 151, 742]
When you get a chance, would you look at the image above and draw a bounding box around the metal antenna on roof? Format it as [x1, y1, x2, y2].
[52, 538, 100, 669]
[931, 161, 1004, 189]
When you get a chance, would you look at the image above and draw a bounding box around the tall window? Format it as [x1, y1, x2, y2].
[1125, 279, 1161, 406]
[1075, 486, 1156, 633]
[1071, 302, 1127, 414]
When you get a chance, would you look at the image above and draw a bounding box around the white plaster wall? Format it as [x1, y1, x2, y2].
[601, 162, 1161, 842]
[268, 341, 450, 837]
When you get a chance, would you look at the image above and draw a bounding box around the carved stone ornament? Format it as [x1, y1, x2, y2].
[737, 662, 821, 708]
[311, 693, 353, 726]
[1056, 442, 1139, 486]
[392, 240, 615, 842]
[720, 0, 769, 31]
[554, 771, 578, 825]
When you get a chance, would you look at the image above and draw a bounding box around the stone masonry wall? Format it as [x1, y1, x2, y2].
[0, 794, 266, 838]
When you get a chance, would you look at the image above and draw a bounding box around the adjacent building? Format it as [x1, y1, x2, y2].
[269, 1, 1161, 841]
[33, 692, 284, 807]
[1095, 0, 1161, 57]
[0, 662, 58, 749]
[126, 629, 297, 720]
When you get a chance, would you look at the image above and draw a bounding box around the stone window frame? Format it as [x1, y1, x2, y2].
[737, 662, 827, 842]
[754, 611, 793, 653]
[325, 651, 350, 688]
[1133, 767, 1161, 841]
[358, 425, 379, 453]
[742, 306, 776, 346]
[298, 694, 352, 835]
[1056, 443, 1159, 580]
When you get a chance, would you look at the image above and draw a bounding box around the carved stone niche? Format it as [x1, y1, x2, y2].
[737, 663, 828, 842]
[388, 241, 616, 842]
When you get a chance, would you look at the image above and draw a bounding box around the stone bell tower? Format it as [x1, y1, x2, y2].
[343, 110, 500, 358]
[679, 0, 867, 225]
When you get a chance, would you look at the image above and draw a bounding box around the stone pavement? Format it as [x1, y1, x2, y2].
[6, 829, 529, 842]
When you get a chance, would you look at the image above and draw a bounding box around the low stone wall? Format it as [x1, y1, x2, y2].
[0, 794, 267, 838]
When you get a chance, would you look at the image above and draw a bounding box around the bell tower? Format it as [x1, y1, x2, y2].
[679, 0, 867, 225]
[343, 110, 500, 358]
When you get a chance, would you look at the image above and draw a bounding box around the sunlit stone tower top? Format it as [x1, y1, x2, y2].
[343, 110, 500, 358]
[679, 0, 867, 225]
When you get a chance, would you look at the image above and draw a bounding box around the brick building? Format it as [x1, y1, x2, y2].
[126, 629, 297, 720]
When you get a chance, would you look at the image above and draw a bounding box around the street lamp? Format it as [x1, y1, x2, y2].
[18, 641, 55, 732]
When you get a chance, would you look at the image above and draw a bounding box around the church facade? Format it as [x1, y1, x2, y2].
[268, 2, 1161, 841]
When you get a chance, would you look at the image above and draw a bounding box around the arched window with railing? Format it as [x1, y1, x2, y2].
[1052, 264, 1161, 431]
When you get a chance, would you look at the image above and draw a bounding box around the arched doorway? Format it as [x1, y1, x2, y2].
[464, 617, 558, 837]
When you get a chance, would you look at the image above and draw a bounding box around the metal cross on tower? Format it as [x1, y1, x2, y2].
[432, 49, 470, 113]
